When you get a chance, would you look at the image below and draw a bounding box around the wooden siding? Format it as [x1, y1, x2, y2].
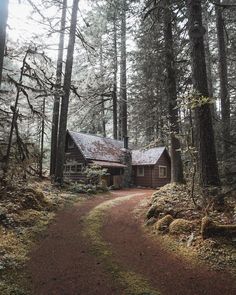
[64, 134, 87, 182]
[132, 165, 153, 187]
[152, 151, 171, 187]
[132, 150, 171, 188]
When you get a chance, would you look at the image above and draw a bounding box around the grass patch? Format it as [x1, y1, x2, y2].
[84, 193, 161, 295]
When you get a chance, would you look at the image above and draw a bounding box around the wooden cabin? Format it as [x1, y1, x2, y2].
[64, 131, 126, 187]
[64, 130, 171, 188]
[132, 148, 171, 188]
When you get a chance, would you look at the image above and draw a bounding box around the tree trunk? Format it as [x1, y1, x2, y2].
[0, 0, 8, 87]
[4, 51, 29, 174]
[163, 1, 184, 183]
[120, 0, 127, 139]
[101, 96, 106, 137]
[50, 0, 67, 176]
[99, 42, 106, 138]
[112, 12, 118, 140]
[54, 0, 79, 185]
[215, 0, 230, 162]
[187, 0, 220, 187]
[39, 96, 46, 178]
[202, 4, 215, 117]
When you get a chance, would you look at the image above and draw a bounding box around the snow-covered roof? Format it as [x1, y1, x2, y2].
[68, 130, 168, 166]
[132, 147, 167, 165]
[68, 130, 124, 162]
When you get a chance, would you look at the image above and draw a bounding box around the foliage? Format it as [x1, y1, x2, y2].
[69, 165, 109, 194]
[83, 164, 108, 185]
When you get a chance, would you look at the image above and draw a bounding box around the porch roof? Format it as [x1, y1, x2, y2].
[90, 160, 127, 168]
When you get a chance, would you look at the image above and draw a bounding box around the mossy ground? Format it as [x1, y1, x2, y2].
[84, 193, 161, 295]
[137, 185, 236, 277]
[0, 215, 54, 294]
[0, 180, 87, 295]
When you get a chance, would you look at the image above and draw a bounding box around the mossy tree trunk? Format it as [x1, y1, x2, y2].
[215, 0, 230, 172]
[50, 0, 67, 177]
[54, 0, 79, 185]
[163, 0, 184, 183]
[187, 0, 221, 188]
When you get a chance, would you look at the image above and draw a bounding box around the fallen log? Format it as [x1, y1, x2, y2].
[201, 216, 236, 239]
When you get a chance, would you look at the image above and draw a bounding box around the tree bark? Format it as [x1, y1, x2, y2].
[39, 96, 46, 178]
[120, 0, 127, 139]
[4, 51, 29, 174]
[202, 4, 215, 117]
[187, 0, 220, 187]
[50, 0, 67, 176]
[54, 0, 79, 185]
[215, 0, 230, 160]
[112, 12, 118, 140]
[99, 42, 106, 137]
[163, 0, 184, 183]
[0, 0, 8, 87]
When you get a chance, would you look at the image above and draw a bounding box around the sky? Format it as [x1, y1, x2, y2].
[8, 0, 89, 57]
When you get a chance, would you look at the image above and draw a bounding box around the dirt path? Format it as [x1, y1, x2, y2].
[26, 189, 236, 295]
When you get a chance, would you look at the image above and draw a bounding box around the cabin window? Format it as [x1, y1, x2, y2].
[137, 166, 144, 177]
[159, 166, 167, 178]
[71, 165, 76, 172]
[76, 164, 83, 172]
[64, 163, 84, 174]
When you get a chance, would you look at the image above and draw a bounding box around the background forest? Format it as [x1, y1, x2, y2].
[0, 0, 236, 194]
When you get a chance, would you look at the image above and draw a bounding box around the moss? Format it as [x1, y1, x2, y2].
[169, 219, 195, 235]
[0, 270, 31, 295]
[0, 210, 55, 295]
[154, 215, 174, 232]
[84, 194, 161, 295]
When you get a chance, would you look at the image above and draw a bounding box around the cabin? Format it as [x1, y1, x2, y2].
[64, 131, 127, 187]
[132, 147, 171, 187]
[64, 130, 171, 188]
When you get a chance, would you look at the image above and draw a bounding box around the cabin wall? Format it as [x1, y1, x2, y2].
[152, 153, 171, 187]
[132, 166, 153, 187]
[132, 152, 171, 188]
[64, 135, 87, 182]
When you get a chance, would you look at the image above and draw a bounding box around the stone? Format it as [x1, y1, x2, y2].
[154, 214, 174, 232]
[145, 217, 157, 226]
[169, 218, 195, 235]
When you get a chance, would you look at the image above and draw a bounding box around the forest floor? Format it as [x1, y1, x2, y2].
[3, 186, 234, 295]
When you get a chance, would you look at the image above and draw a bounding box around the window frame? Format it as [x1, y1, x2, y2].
[64, 163, 84, 174]
[159, 165, 167, 178]
[137, 166, 145, 177]
[76, 164, 83, 172]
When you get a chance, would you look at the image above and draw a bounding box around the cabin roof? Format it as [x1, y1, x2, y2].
[132, 147, 167, 165]
[68, 130, 124, 163]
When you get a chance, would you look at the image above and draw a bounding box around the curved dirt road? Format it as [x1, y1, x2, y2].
[26, 189, 236, 295]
